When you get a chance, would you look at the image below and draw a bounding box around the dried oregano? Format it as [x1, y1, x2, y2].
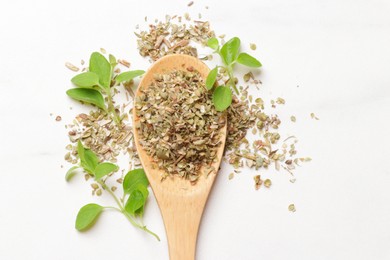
[135, 16, 215, 61]
[134, 14, 312, 190]
[135, 69, 225, 182]
[60, 5, 315, 247]
[64, 15, 313, 236]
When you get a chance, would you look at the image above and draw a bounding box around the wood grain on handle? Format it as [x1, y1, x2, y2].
[154, 179, 213, 260]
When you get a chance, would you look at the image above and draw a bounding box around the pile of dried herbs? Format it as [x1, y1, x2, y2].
[61, 5, 315, 236]
[135, 15, 214, 61]
[65, 111, 133, 164]
[135, 69, 225, 182]
[135, 15, 312, 190]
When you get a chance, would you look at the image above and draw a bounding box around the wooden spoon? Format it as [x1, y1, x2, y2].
[133, 54, 227, 260]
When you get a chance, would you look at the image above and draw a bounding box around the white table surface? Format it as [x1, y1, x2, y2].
[1, 0, 390, 259]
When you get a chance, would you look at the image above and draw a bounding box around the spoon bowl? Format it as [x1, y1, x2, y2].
[133, 54, 227, 260]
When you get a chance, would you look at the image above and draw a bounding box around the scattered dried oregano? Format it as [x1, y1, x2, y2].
[288, 204, 296, 212]
[290, 116, 296, 122]
[64, 10, 313, 205]
[310, 112, 320, 120]
[65, 110, 138, 165]
[134, 14, 312, 189]
[60, 4, 316, 245]
[65, 62, 79, 72]
[264, 179, 272, 188]
[254, 175, 263, 190]
[135, 16, 215, 61]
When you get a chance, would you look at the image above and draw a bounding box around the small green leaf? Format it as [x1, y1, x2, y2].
[95, 162, 119, 180]
[236, 53, 262, 68]
[134, 185, 149, 217]
[109, 54, 117, 67]
[83, 150, 99, 174]
[77, 140, 85, 160]
[125, 185, 149, 217]
[77, 141, 99, 174]
[206, 67, 218, 90]
[65, 166, 80, 182]
[212, 86, 232, 111]
[116, 70, 145, 83]
[71, 72, 99, 88]
[89, 52, 112, 89]
[220, 37, 241, 65]
[125, 190, 144, 216]
[75, 203, 103, 231]
[123, 169, 149, 195]
[207, 37, 219, 50]
[66, 88, 106, 110]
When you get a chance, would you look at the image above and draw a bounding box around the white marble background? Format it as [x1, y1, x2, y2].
[0, 0, 389, 259]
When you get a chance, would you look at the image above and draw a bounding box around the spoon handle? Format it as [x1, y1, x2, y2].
[158, 191, 207, 260]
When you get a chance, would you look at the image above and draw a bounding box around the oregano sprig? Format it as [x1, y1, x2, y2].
[206, 37, 262, 111]
[66, 52, 145, 125]
[67, 141, 160, 240]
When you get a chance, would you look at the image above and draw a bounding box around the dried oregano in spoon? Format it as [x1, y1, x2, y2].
[135, 69, 225, 182]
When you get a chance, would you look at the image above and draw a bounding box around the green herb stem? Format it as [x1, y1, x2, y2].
[121, 210, 161, 241]
[99, 181, 123, 207]
[215, 48, 239, 95]
[103, 206, 122, 212]
[99, 181, 160, 241]
[105, 91, 121, 125]
[226, 66, 239, 94]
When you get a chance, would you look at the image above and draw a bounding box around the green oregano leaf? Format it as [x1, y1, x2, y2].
[95, 162, 119, 180]
[75, 203, 103, 231]
[77, 141, 99, 174]
[134, 185, 149, 217]
[109, 54, 117, 68]
[89, 52, 112, 89]
[206, 67, 218, 90]
[220, 37, 241, 65]
[116, 70, 145, 83]
[71, 72, 100, 88]
[125, 185, 149, 217]
[207, 37, 219, 50]
[83, 150, 99, 174]
[236, 53, 262, 67]
[123, 169, 149, 195]
[125, 190, 144, 216]
[65, 166, 80, 182]
[212, 86, 232, 111]
[66, 88, 106, 111]
[77, 140, 86, 163]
